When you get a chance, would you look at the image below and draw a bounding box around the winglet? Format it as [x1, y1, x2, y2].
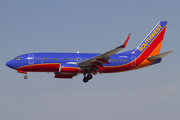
[117, 34, 131, 48]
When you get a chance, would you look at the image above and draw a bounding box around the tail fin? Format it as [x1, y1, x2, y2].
[135, 21, 167, 56]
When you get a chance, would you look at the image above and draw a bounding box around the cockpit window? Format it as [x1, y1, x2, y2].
[14, 57, 22, 60]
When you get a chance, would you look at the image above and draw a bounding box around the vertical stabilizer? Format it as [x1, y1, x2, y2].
[135, 21, 167, 57]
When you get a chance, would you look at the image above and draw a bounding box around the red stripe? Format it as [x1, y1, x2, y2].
[102, 26, 167, 73]
[16, 63, 60, 72]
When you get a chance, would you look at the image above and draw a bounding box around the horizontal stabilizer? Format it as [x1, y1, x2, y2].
[147, 50, 174, 60]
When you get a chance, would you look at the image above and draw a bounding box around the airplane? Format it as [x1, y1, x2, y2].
[6, 21, 173, 83]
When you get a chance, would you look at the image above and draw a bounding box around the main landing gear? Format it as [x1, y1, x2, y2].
[83, 73, 93, 83]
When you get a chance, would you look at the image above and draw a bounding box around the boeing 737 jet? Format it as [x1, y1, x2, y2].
[6, 21, 173, 83]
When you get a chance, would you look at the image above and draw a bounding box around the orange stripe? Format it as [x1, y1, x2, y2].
[102, 25, 167, 73]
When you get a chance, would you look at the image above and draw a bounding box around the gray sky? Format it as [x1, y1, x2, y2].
[1, 0, 180, 120]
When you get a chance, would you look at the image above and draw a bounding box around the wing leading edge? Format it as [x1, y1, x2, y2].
[78, 34, 131, 71]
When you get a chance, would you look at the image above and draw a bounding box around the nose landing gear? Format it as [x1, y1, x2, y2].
[17, 70, 28, 79]
[24, 74, 28, 79]
[83, 73, 93, 83]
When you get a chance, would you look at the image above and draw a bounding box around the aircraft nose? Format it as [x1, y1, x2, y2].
[6, 60, 15, 69]
[6, 61, 11, 67]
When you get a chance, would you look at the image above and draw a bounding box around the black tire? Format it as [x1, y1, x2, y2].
[87, 74, 93, 80]
[24, 75, 28, 79]
[83, 77, 89, 83]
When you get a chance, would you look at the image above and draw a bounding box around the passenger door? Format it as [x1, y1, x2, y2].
[28, 54, 34, 64]
[131, 56, 136, 66]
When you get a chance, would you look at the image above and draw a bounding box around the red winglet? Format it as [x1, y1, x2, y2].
[96, 59, 110, 64]
[121, 34, 130, 48]
[116, 34, 131, 48]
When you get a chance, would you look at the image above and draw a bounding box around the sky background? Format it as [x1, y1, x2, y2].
[0, 0, 180, 120]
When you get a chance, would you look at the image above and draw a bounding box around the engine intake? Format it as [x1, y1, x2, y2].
[59, 64, 79, 73]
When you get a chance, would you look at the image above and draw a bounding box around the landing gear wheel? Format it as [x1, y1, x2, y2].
[24, 75, 28, 79]
[87, 74, 93, 79]
[83, 77, 89, 83]
[83, 73, 93, 83]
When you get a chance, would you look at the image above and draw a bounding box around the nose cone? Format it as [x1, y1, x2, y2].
[6, 60, 15, 69]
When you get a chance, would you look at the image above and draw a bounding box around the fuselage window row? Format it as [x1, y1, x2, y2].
[35, 58, 63, 61]
[109, 59, 128, 62]
[35, 58, 128, 62]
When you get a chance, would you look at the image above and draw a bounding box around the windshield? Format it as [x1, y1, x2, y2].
[14, 57, 22, 60]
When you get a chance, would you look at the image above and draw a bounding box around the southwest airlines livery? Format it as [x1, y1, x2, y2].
[6, 21, 173, 83]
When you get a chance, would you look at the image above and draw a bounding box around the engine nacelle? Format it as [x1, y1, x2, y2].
[60, 63, 79, 73]
[54, 73, 73, 78]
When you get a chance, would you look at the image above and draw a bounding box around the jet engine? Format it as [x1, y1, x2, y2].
[59, 63, 80, 73]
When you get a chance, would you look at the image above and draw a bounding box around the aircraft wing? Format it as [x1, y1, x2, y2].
[78, 34, 130, 70]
